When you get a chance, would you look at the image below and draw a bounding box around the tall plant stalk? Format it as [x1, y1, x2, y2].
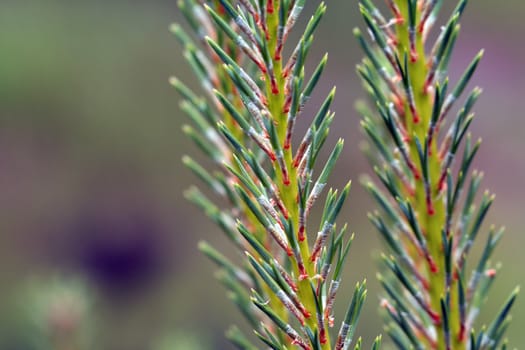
[355, 0, 518, 349]
[174, 0, 379, 349]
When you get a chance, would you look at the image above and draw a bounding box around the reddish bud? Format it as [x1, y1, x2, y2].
[274, 44, 283, 61]
[320, 329, 327, 344]
[427, 199, 435, 215]
[410, 51, 418, 63]
[282, 171, 290, 186]
[427, 255, 439, 273]
[271, 77, 279, 95]
[486, 268, 497, 278]
[298, 225, 306, 242]
[267, 0, 274, 13]
[380, 299, 389, 308]
[430, 310, 441, 325]
[458, 324, 467, 342]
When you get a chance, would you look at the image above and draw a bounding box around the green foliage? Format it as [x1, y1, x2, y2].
[355, 0, 518, 349]
[175, 0, 518, 348]
[153, 330, 210, 350]
[174, 0, 376, 348]
[15, 277, 95, 350]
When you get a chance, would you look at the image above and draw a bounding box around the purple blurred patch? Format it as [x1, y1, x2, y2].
[72, 210, 164, 297]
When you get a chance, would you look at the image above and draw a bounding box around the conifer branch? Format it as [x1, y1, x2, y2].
[356, 1, 518, 349]
[175, 1, 376, 348]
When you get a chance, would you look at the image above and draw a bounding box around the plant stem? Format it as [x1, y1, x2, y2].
[394, 1, 461, 348]
[265, 4, 325, 346]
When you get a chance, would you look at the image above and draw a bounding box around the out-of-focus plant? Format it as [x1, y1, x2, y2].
[355, 0, 518, 348]
[173, 0, 380, 349]
[17, 277, 95, 350]
[153, 330, 210, 350]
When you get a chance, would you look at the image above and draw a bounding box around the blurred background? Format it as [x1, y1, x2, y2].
[0, 0, 524, 349]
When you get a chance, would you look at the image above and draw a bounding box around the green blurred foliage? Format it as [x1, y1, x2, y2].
[14, 277, 94, 350]
[152, 331, 210, 350]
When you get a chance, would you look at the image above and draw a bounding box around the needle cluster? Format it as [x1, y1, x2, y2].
[174, 0, 380, 349]
[355, 0, 518, 349]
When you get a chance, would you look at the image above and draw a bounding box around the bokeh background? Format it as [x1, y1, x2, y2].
[1, 0, 524, 349]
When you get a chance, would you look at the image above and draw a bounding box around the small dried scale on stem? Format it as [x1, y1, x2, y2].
[355, 0, 518, 349]
[174, 0, 380, 349]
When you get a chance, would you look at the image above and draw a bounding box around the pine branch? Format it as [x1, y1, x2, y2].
[355, 1, 518, 349]
[175, 1, 376, 348]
